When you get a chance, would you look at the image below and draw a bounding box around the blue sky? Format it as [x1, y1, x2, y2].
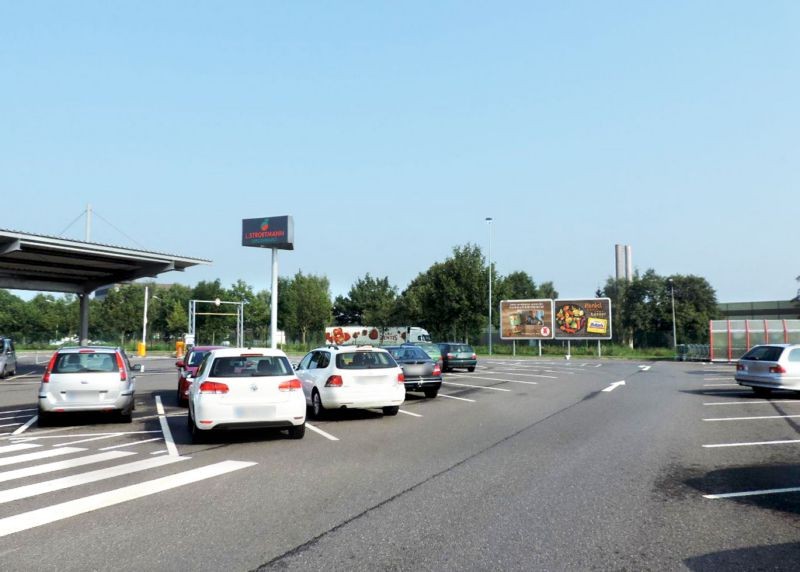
[2, 2, 797, 303]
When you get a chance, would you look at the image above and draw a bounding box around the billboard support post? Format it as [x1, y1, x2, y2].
[270, 248, 278, 349]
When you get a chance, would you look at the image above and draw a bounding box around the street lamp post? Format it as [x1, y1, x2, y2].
[486, 217, 493, 355]
[669, 278, 677, 348]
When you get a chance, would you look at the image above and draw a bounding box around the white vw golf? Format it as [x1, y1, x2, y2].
[187, 348, 306, 442]
[295, 345, 405, 418]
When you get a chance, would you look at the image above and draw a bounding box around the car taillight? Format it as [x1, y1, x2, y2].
[199, 381, 229, 394]
[397, 372, 405, 384]
[42, 352, 58, 383]
[279, 378, 302, 391]
[433, 364, 441, 376]
[769, 365, 787, 374]
[736, 363, 745, 371]
[325, 375, 343, 387]
[447, 353, 455, 358]
[115, 352, 127, 381]
[471, 353, 477, 359]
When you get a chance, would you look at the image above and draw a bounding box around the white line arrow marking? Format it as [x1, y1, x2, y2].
[602, 381, 626, 393]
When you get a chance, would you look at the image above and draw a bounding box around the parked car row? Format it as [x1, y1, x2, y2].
[31, 339, 478, 442]
[179, 341, 478, 442]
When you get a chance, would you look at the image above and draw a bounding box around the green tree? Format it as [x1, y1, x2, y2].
[279, 272, 332, 345]
[333, 274, 398, 328]
[191, 280, 236, 345]
[403, 244, 486, 342]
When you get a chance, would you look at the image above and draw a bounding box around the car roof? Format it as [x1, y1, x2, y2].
[189, 345, 226, 352]
[207, 347, 288, 358]
[57, 345, 119, 353]
[314, 345, 388, 353]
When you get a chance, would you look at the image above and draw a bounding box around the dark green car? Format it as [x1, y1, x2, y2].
[437, 342, 477, 372]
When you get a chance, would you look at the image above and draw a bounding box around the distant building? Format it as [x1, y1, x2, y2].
[717, 300, 800, 320]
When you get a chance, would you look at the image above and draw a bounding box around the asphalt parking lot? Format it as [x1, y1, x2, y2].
[1, 353, 799, 570]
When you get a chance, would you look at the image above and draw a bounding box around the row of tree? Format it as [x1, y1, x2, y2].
[0, 244, 719, 348]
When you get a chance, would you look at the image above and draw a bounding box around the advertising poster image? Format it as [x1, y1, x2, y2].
[553, 298, 612, 340]
[500, 299, 554, 340]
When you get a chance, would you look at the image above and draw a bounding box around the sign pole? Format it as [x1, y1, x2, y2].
[270, 248, 278, 349]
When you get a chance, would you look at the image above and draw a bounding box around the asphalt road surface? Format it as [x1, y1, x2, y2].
[1, 352, 799, 571]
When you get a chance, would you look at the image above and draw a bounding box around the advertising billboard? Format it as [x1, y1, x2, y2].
[553, 298, 612, 340]
[499, 299, 554, 340]
[242, 216, 294, 250]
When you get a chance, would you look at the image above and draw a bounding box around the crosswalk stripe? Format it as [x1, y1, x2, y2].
[0, 447, 86, 468]
[0, 444, 40, 455]
[0, 460, 256, 537]
[0, 451, 136, 484]
[0, 455, 188, 504]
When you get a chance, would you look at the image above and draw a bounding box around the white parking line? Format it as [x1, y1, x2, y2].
[0, 443, 40, 455]
[0, 451, 135, 484]
[483, 371, 556, 379]
[54, 434, 123, 447]
[100, 438, 164, 451]
[705, 486, 800, 500]
[704, 400, 800, 406]
[704, 414, 800, 422]
[703, 439, 800, 448]
[437, 394, 476, 403]
[10, 416, 37, 437]
[398, 409, 423, 418]
[0, 460, 255, 537]
[155, 396, 179, 457]
[0, 447, 86, 468]
[0, 423, 22, 429]
[0, 415, 33, 422]
[442, 381, 511, 392]
[704, 383, 739, 387]
[305, 423, 339, 441]
[0, 409, 37, 415]
[0, 455, 188, 504]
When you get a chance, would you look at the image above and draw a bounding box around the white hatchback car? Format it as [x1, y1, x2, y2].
[186, 348, 306, 442]
[38, 346, 140, 425]
[295, 346, 405, 418]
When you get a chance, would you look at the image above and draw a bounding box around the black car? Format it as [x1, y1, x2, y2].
[437, 342, 477, 372]
[385, 345, 442, 398]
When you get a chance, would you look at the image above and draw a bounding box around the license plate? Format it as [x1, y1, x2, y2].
[234, 405, 274, 419]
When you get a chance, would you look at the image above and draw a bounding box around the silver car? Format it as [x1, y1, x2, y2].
[735, 344, 800, 395]
[38, 346, 141, 425]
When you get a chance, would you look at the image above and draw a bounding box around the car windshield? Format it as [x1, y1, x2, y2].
[336, 351, 395, 369]
[187, 351, 209, 367]
[52, 352, 119, 373]
[210, 356, 293, 377]
[741, 346, 785, 362]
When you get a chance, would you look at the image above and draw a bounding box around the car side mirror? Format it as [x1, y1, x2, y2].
[293, 363, 300, 371]
[175, 360, 185, 368]
[132, 364, 144, 373]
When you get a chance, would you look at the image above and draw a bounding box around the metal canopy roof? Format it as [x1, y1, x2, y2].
[0, 228, 211, 294]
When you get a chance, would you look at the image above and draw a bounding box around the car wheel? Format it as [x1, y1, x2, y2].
[752, 386, 772, 397]
[118, 410, 133, 424]
[0, 365, 5, 379]
[288, 422, 306, 439]
[37, 409, 50, 427]
[176, 386, 187, 407]
[189, 413, 207, 443]
[468, 366, 475, 372]
[312, 390, 326, 419]
[382, 406, 399, 416]
[424, 388, 438, 399]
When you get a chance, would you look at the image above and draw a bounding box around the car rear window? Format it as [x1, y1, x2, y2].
[392, 347, 429, 360]
[52, 352, 119, 373]
[447, 344, 473, 353]
[741, 346, 785, 362]
[336, 351, 396, 369]
[210, 356, 292, 377]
